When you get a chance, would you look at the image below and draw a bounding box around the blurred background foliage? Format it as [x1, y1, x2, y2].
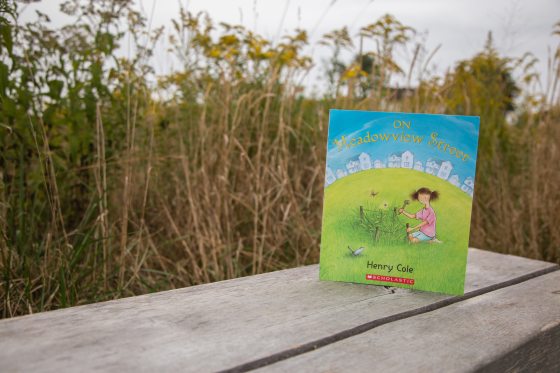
[1, 0, 559, 318]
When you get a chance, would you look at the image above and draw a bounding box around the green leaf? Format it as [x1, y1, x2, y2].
[47, 79, 64, 99]
[95, 32, 115, 55]
[0, 61, 8, 96]
[0, 24, 13, 55]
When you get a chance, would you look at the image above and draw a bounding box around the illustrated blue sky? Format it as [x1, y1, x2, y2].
[326, 110, 480, 183]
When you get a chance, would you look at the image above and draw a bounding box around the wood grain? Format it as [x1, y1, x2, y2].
[260, 271, 560, 373]
[0, 249, 556, 373]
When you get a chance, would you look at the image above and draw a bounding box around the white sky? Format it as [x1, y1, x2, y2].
[19, 0, 560, 93]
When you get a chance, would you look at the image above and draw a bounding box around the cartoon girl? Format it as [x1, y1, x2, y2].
[399, 187, 441, 244]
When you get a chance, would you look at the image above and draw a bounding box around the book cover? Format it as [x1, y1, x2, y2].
[319, 110, 480, 295]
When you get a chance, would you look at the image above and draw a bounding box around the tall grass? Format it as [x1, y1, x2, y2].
[1, 0, 559, 318]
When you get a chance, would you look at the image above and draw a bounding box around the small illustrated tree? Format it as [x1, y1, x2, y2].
[356, 199, 407, 245]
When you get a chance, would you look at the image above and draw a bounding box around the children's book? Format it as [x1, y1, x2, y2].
[320, 110, 480, 295]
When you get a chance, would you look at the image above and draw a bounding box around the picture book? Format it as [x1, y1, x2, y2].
[319, 110, 480, 295]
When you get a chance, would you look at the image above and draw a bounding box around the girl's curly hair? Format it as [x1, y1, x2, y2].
[411, 187, 439, 201]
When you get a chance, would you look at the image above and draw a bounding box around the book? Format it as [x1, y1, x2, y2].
[319, 110, 480, 295]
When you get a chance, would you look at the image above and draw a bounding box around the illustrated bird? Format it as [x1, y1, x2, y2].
[348, 246, 365, 256]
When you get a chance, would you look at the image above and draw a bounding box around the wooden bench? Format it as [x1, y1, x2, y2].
[1, 248, 559, 372]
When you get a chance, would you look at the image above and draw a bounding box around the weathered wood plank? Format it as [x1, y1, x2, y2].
[0, 249, 556, 372]
[259, 270, 560, 373]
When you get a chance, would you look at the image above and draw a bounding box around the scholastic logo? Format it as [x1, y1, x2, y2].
[366, 274, 415, 285]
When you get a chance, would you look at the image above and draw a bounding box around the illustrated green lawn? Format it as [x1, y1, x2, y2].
[319, 168, 474, 295]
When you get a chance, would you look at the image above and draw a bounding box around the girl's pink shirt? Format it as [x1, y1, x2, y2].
[416, 206, 436, 238]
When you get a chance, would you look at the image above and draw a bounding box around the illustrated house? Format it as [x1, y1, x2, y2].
[425, 159, 440, 175]
[359, 152, 372, 170]
[448, 174, 461, 187]
[346, 160, 360, 174]
[461, 177, 474, 196]
[336, 169, 347, 179]
[400, 150, 414, 169]
[374, 159, 385, 169]
[325, 167, 336, 186]
[413, 161, 424, 172]
[388, 154, 401, 168]
[437, 161, 453, 180]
